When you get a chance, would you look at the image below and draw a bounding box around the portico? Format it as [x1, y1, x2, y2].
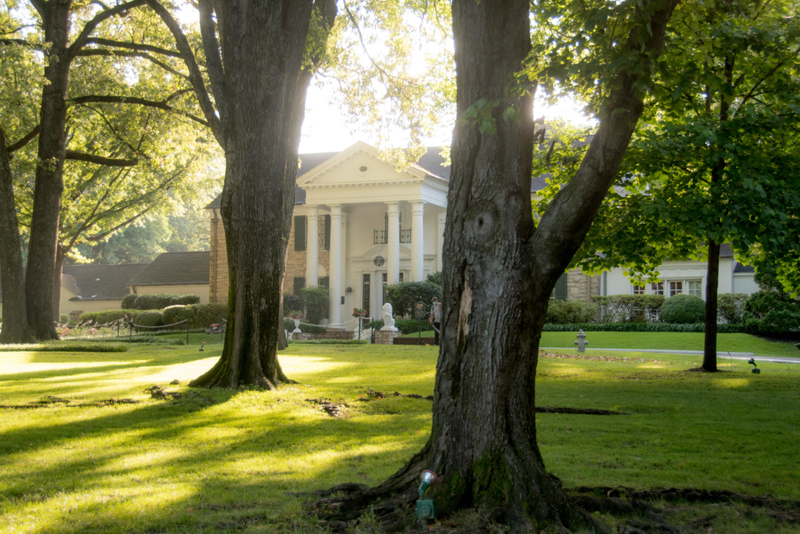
[293, 142, 449, 325]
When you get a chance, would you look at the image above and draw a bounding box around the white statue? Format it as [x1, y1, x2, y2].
[380, 303, 398, 331]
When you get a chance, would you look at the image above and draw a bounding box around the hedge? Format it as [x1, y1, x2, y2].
[189, 303, 227, 328]
[384, 281, 442, 318]
[79, 309, 144, 325]
[546, 300, 598, 324]
[660, 294, 705, 324]
[542, 322, 748, 333]
[135, 311, 163, 328]
[122, 293, 201, 311]
[162, 305, 195, 328]
[592, 294, 665, 323]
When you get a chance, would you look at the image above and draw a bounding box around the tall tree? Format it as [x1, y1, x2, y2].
[0, 125, 34, 343]
[316, 0, 677, 530]
[147, 0, 338, 388]
[573, 0, 800, 371]
[24, 0, 149, 339]
[2, 1, 219, 336]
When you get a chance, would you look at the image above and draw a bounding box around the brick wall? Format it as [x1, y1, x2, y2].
[566, 269, 601, 302]
[209, 213, 331, 303]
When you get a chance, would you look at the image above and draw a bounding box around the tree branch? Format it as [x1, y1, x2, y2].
[6, 125, 41, 154]
[68, 94, 210, 127]
[66, 0, 148, 62]
[146, 0, 224, 149]
[197, 0, 226, 127]
[84, 37, 181, 57]
[0, 38, 44, 50]
[76, 49, 188, 79]
[532, 0, 680, 286]
[65, 150, 138, 166]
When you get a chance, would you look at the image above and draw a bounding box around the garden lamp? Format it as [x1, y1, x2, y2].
[415, 470, 438, 528]
[747, 357, 760, 374]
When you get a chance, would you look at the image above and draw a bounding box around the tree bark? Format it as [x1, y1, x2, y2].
[188, 1, 335, 388]
[316, 0, 678, 530]
[25, 1, 72, 340]
[702, 240, 720, 371]
[0, 126, 34, 344]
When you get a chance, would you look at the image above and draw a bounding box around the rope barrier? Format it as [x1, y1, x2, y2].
[130, 319, 189, 329]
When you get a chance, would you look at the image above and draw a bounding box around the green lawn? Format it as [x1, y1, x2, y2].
[540, 331, 800, 358]
[0, 338, 798, 533]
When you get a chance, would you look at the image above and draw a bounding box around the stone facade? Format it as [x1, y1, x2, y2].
[209, 212, 331, 304]
[566, 269, 601, 302]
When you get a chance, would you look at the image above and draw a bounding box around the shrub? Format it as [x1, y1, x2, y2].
[759, 309, 800, 335]
[744, 290, 798, 319]
[546, 300, 598, 324]
[592, 295, 664, 323]
[300, 286, 329, 325]
[717, 293, 748, 324]
[135, 311, 163, 329]
[659, 294, 705, 324]
[366, 319, 385, 330]
[79, 309, 141, 325]
[426, 272, 443, 286]
[59, 314, 69, 323]
[126, 293, 201, 310]
[121, 294, 137, 309]
[162, 305, 195, 328]
[283, 293, 303, 315]
[384, 281, 442, 318]
[189, 303, 228, 328]
[395, 318, 432, 334]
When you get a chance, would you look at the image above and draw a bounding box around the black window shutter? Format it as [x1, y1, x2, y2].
[294, 216, 306, 251]
[319, 276, 329, 288]
[324, 214, 331, 250]
[554, 273, 568, 300]
[294, 277, 305, 296]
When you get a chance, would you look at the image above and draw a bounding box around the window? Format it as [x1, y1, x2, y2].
[651, 282, 664, 295]
[293, 277, 305, 296]
[551, 273, 568, 300]
[363, 274, 371, 312]
[669, 281, 683, 297]
[687, 280, 702, 297]
[319, 215, 331, 250]
[294, 216, 306, 251]
[632, 285, 645, 295]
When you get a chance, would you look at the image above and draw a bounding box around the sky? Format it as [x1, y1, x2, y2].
[298, 84, 597, 154]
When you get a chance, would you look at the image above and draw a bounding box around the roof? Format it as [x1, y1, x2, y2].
[63, 263, 147, 300]
[734, 262, 755, 273]
[206, 146, 453, 209]
[127, 251, 210, 286]
[0, 263, 145, 303]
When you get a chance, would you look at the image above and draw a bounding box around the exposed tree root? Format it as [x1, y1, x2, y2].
[306, 398, 349, 418]
[357, 389, 626, 415]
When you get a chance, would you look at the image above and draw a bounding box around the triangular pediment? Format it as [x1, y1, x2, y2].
[296, 142, 428, 189]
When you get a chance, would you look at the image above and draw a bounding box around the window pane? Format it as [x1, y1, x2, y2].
[651, 282, 664, 295]
[669, 281, 682, 297]
[688, 280, 702, 297]
[633, 285, 645, 295]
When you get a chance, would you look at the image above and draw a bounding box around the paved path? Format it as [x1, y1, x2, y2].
[539, 346, 800, 365]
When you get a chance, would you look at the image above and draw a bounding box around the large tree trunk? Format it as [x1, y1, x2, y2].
[0, 126, 34, 344]
[189, 2, 326, 388]
[316, 0, 678, 530]
[702, 240, 720, 371]
[25, 2, 72, 340]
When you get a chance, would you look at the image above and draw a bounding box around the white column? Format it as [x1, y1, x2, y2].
[437, 211, 446, 273]
[411, 202, 424, 281]
[372, 269, 380, 319]
[387, 202, 400, 285]
[328, 205, 342, 329]
[306, 206, 319, 287]
[341, 212, 348, 324]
